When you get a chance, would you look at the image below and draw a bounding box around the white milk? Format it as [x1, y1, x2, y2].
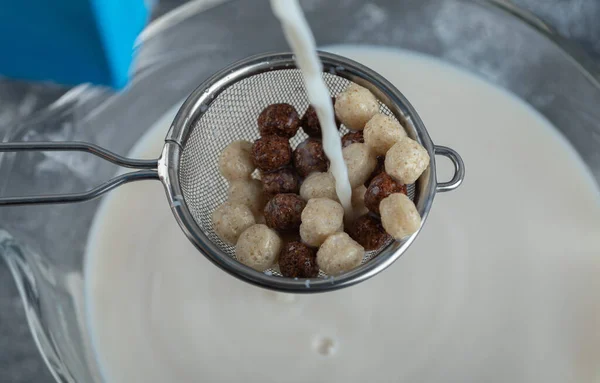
[85, 46, 600, 383]
[270, 0, 352, 213]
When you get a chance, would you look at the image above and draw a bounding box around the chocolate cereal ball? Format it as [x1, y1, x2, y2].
[363, 113, 407, 155]
[347, 214, 391, 251]
[299, 198, 344, 247]
[380, 193, 421, 240]
[317, 232, 364, 275]
[218, 140, 255, 181]
[385, 137, 430, 184]
[252, 135, 292, 172]
[299, 172, 338, 202]
[258, 103, 300, 138]
[364, 172, 407, 215]
[264, 194, 306, 232]
[278, 241, 319, 278]
[293, 138, 329, 177]
[301, 97, 340, 138]
[262, 168, 299, 197]
[236, 224, 282, 271]
[341, 130, 364, 148]
[212, 202, 256, 245]
[334, 83, 379, 131]
[342, 143, 377, 188]
[227, 179, 267, 217]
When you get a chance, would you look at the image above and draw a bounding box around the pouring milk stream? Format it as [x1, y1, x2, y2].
[270, 0, 353, 215]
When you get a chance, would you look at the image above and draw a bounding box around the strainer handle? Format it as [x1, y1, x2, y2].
[0, 141, 159, 206]
[434, 145, 465, 193]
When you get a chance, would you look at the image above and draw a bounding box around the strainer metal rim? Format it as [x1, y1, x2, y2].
[158, 51, 438, 293]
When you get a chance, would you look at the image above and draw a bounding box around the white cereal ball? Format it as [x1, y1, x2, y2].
[212, 202, 256, 245]
[227, 179, 267, 217]
[351, 185, 369, 217]
[342, 143, 377, 188]
[299, 198, 344, 247]
[300, 172, 338, 202]
[335, 83, 379, 131]
[235, 224, 282, 271]
[384, 137, 430, 184]
[364, 113, 407, 155]
[317, 232, 365, 275]
[218, 140, 255, 181]
[379, 193, 421, 240]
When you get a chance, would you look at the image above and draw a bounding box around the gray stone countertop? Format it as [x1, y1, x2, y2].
[1, 0, 599, 382]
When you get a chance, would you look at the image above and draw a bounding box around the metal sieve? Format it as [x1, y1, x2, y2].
[0, 52, 464, 293]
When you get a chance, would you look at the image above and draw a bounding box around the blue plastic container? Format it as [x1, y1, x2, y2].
[0, 0, 151, 89]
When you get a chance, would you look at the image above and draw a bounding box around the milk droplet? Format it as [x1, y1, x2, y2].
[314, 336, 337, 356]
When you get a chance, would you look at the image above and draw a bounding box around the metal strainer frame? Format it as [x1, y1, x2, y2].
[161, 51, 464, 293]
[0, 51, 464, 293]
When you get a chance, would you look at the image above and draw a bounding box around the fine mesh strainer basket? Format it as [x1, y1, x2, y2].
[0, 51, 464, 293]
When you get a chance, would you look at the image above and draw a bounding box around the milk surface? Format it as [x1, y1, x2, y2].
[85, 46, 600, 383]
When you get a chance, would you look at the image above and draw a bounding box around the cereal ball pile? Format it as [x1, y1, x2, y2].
[364, 113, 406, 155]
[347, 214, 391, 251]
[236, 224, 282, 271]
[264, 194, 306, 232]
[300, 198, 344, 247]
[365, 155, 385, 186]
[341, 143, 377, 188]
[334, 83, 379, 130]
[255, 214, 267, 225]
[364, 172, 407, 215]
[218, 140, 255, 181]
[293, 138, 328, 177]
[385, 137, 430, 184]
[228, 179, 267, 217]
[252, 135, 292, 172]
[351, 185, 369, 217]
[278, 241, 319, 278]
[380, 193, 421, 240]
[258, 103, 300, 138]
[301, 97, 340, 138]
[317, 232, 364, 275]
[300, 172, 338, 202]
[212, 202, 256, 245]
[213, 81, 431, 278]
[262, 168, 299, 196]
[341, 130, 364, 148]
[279, 231, 302, 245]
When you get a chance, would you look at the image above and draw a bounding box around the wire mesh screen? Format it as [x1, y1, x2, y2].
[179, 69, 416, 277]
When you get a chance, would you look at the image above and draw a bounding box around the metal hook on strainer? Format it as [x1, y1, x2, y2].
[0, 52, 464, 293]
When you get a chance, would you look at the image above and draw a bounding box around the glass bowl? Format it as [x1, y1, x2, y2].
[1, 0, 599, 382]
